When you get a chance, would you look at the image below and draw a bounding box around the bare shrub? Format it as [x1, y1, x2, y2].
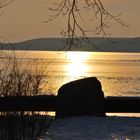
[0, 114, 54, 140]
[0, 50, 49, 97]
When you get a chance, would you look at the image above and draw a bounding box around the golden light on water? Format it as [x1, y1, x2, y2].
[66, 52, 88, 77]
[66, 52, 89, 61]
[67, 62, 87, 77]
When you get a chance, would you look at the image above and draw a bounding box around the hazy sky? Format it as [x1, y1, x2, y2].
[0, 0, 140, 42]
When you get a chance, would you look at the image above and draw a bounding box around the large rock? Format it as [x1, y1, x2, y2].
[56, 77, 106, 118]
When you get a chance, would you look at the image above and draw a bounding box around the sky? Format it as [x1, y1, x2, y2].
[0, 0, 140, 42]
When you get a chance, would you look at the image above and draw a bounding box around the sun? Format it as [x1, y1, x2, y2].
[66, 52, 88, 62]
[66, 52, 88, 77]
[67, 62, 87, 77]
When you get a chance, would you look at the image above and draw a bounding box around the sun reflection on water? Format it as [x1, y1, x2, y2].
[66, 52, 88, 77]
[67, 62, 87, 77]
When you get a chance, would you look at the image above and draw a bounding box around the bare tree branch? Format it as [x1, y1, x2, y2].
[0, 0, 13, 18]
[47, 0, 128, 49]
[0, 0, 13, 9]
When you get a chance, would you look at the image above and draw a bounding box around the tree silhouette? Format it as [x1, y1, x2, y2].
[0, 0, 127, 49]
[47, 0, 127, 49]
[0, 0, 12, 9]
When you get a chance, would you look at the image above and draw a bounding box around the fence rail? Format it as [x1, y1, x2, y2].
[106, 96, 140, 113]
[0, 95, 57, 111]
[0, 96, 140, 113]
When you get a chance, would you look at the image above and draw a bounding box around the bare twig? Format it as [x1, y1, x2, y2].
[0, 0, 13, 9]
[47, 0, 128, 49]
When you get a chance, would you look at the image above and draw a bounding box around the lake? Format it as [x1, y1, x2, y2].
[1, 51, 140, 96]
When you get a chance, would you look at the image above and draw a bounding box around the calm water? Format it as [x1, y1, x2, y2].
[1, 51, 140, 96]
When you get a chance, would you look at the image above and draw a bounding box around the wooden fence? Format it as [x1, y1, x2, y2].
[0, 96, 140, 113]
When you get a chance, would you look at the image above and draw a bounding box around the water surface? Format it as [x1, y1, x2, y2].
[1, 51, 140, 96]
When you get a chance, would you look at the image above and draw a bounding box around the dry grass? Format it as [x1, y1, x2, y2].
[0, 114, 54, 140]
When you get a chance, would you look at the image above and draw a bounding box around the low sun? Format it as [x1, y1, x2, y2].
[66, 52, 88, 62]
[66, 52, 88, 77]
[67, 62, 87, 77]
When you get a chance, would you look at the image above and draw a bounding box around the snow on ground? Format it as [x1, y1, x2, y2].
[39, 116, 140, 140]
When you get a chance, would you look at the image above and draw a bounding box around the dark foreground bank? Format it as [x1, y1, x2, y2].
[0, 114, 54, 140]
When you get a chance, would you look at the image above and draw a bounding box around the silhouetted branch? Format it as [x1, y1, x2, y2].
[0, 0, 13, 9]
[0, 0, 13, 17]
[48, 0, 128, 49]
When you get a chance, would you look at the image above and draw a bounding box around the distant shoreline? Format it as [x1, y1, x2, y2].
[2, 49, 140, 53]
[0, 37, 140, 52]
